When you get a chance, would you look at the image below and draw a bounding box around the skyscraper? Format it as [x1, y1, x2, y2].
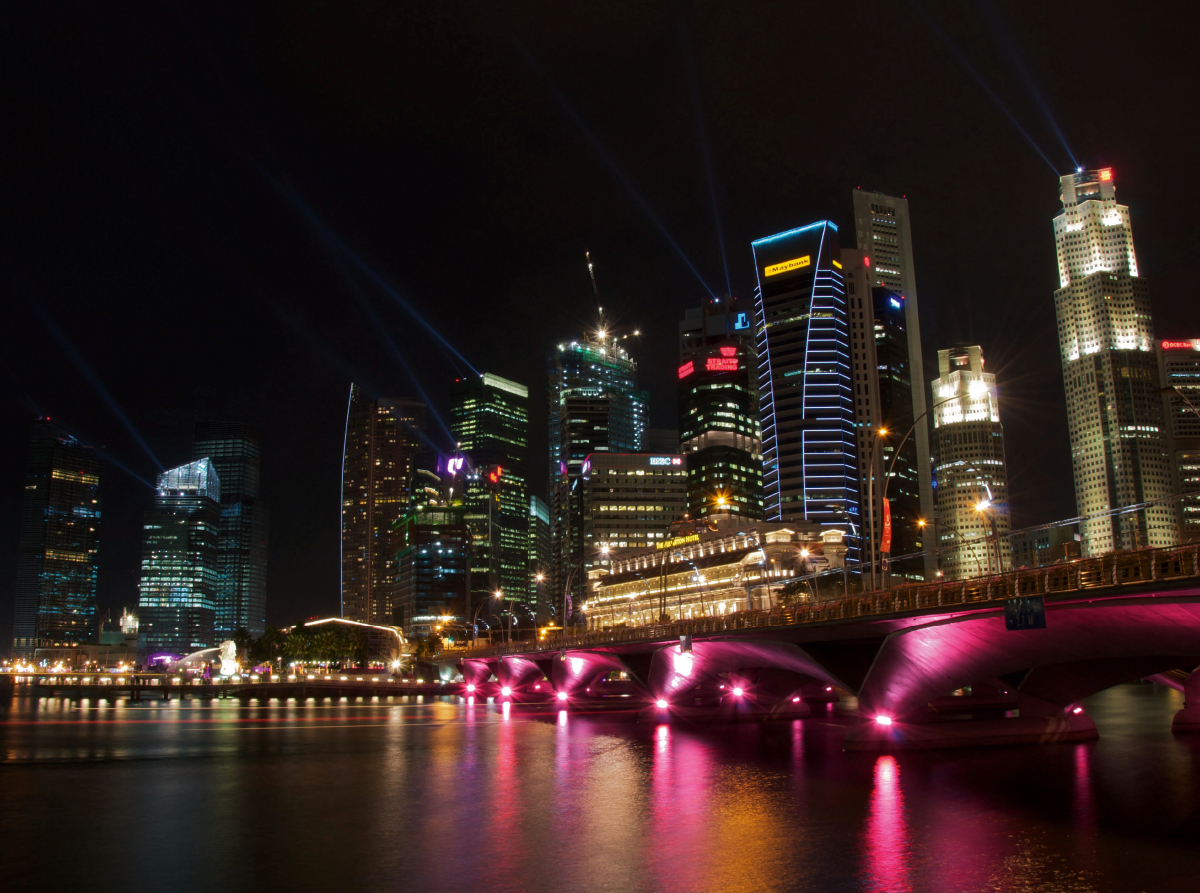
[341, 385, 427, 625]
[528, 494, 550, 608]
[1157, 339, 1200, 542]
[395, 506, 471, 640]
[851, 191, 935, 576]
[548, 333, 648, 621]
[582, 452, 688, 565]
[678, 298, 762, 521]
[1054, 169, 1178, 553]
[450, 373, 530, 610]
[138, 460, 221, 655]
[931, 346, 1012, 580]
[191, 422, 268, 639]
[751, 221, 858, 547]
[13, 419, 101, 659]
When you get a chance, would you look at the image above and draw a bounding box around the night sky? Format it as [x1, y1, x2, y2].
[1, 3, 1195, 649]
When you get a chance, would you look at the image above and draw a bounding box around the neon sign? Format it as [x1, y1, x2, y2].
[733, 312, 750, 330]
[890, 297, 902, 309]
[1161, 340, 1200, 351]
[763, 255, 811, 277]
[705, 357, 739, 372]
[656, 533, 700, 550]
[649, 457, 683, 466]
[678, 361, 694, 379]
[447, 457, 465, 476]
[719, 346, 737, 357]
[1099, 169, 1113, 181]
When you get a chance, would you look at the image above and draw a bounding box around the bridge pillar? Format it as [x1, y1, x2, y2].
[1172, 669, 1200, 733]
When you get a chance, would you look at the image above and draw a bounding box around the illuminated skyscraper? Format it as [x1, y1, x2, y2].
[450, 373, 530, 611]
[138, 460, 221, 655]
[1054, 169, 1177, 553]
[931, 347, 1011, 580]
[850, 191, 935, 577]
[341, 385, 426, 625]
[751, 221, 858, 549]
[548, 333, 648, 621]
[1157, 339, 1200, 542]
[13, 419, 101, 659]
[678, 298, 762, 522]
[191, 422, 268, 639]
[528, 494, 550, 610]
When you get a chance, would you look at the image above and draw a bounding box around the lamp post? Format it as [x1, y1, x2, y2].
[878, 394, 966, 588]
[974, 496, 1001, 577]
[471, 591, 503, 646]
[560, 545, 607, 638]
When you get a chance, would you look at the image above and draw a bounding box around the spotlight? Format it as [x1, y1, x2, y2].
[875, 715, 893, 726]
[557, 690, 569, 701]
[655, 699, 669, 709]
[501, 686, 512, 697]
[732, 687, 744, 697]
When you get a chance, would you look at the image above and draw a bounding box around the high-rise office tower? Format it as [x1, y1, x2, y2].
[851, 191, 935, 577]
[450, 373, 530, 611]
[582, 452, 689, 569]
[1158, 339, 1200, 542]
[528, 494, 551, 608]
[548, 333, 648, 621]
[931, 347, 1012, 580]
[13, 419, 101, 659]
[138, 460, 221, 655]
[1054, 169, 1177, 553]
[191, 422, 268, 638]
[395, 506, 471, 640]
[751, 221, 858, 549]
[341, 385, 427, 625]
[678, 298, 762, 522]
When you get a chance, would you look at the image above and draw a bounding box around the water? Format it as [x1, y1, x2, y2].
[1, 683, 1198, 892]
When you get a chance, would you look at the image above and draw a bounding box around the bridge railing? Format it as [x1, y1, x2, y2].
[440, 544, 1200, 659]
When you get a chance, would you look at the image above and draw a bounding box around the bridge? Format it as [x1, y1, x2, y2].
[438, 544, 1200, 750]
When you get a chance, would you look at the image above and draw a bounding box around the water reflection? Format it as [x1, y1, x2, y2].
[861, 755, 911, 893]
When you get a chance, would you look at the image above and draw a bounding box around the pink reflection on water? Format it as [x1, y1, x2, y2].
[861, 755, 912, 893]
[1073, 743, 1095, 838]
[649, 724, 716, 890]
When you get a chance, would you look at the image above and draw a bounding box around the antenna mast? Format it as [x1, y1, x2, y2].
[585, 250, 603, 323]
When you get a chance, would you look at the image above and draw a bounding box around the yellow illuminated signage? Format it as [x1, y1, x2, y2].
[763, 255, 810, 277]
[831, 258, 842, 269]
[656, 533, 701, 550]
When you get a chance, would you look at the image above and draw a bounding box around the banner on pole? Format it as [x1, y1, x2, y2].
[880, 497, 892, 554]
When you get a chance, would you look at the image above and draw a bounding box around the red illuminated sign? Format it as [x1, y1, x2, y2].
[678, 361, 694, 379]
[1162, 340, 1200, 351]
[1099, 169, 1113, 181]
[880, 498, 892, 554]
[863, 256, 871, 267]
[705, 357, 739, 372]
[719, 346, 737, 357]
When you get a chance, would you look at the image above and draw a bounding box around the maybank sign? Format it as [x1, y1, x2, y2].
[763, 255, 811, 277]
[656, 533, 700, 550]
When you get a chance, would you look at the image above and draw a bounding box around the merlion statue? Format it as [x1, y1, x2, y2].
[219, 640, 239, 677]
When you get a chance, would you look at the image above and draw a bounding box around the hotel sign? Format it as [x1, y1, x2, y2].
[763, 255, 811, 277]
[656, 533, 700, 550]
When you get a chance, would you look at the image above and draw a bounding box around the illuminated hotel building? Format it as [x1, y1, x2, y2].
[1054, 169, 1177, 552]
[191, 422, 268, 639]
[751, 221, 858, 550]
[548, 333, 648, 621]
[1158, 339, 1200, 542]
[13, 419, 101, 659]
[931, 346, 1012, 580]
[582, 452, 688, 572]
[848, 190, 934, 577]
[678, 298, 762, 522]
[341, 385, 427, 625]
[138, 460, 221, 655]
[450, 373, 530, 610]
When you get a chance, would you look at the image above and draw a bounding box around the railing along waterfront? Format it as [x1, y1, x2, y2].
[444, 544, 1200, 659]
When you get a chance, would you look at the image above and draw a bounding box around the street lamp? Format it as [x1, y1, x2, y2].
[865, 427, 889, 592]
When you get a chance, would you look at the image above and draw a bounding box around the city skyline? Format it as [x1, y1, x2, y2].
[1, 4, 1196, 646]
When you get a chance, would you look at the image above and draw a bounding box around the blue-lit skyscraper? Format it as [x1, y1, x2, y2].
[751, 221, 859, 546]
[12, 418, 102, 659]
[138, 460, 221, 656]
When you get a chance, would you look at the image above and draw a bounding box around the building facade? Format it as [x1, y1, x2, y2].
[581, 452, 689, 571]
[678, 298, 763, 522]
[1010, 524, 1081, 568]
[191, 421, 268, 638]
[528, 494, 551, 609]
[1158, 339, 1200, 542]
[450, 373, 531, 609]
[341, 385, 427, 625]
[1054, 169, 1177, 553]
[548, 334, 648, 622]
[851, 191, 935, 576]
[931, 346, 1012, 580]
[585, 521, 847, 629]
[13, 419, 102, 659]
[751, 221, 859, 549]
[138, 460, 221, 656]
[394, 507, 471, 640]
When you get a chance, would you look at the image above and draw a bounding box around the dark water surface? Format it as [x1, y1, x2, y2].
[2, 684, 1198, 892]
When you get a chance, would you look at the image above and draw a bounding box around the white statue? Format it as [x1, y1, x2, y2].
[219, 640, 239, 677]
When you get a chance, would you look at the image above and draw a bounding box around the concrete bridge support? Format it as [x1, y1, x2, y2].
[1173, 670, 1200, 733]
